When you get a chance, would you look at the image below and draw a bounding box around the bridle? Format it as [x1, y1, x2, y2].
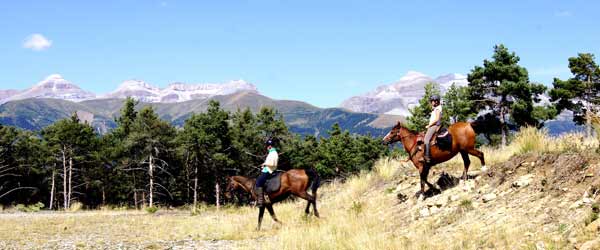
[388, 126, 419, 161]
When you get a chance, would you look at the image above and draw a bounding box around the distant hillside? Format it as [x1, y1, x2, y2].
[0, 91, 401, 137]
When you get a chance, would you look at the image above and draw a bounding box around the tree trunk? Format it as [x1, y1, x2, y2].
[215, 182, 220, 211]
[62, 147, 68, 210]
[49, 168, 55, 210]
[149, 154, 154, 208]
[500, 107, 507, 147]
[586, 109, 592, 138]
[102, 187, 106, 206]
[68, 156, 73, 208]
[133, 173, 138, 209]
[193, 166, 198, 212]
[185, 153, 190, 202]
[142, 192, 146, 208]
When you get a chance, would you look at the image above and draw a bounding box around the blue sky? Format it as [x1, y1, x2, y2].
[1, 0, 599, 107]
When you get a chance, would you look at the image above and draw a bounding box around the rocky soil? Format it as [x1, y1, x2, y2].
[390, 153, 600, 250]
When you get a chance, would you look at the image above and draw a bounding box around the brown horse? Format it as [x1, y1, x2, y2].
[382, 122, 485, 196]
[225, 168, 320, 230]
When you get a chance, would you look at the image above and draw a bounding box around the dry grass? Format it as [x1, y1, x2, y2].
[1, 130, 599, 249]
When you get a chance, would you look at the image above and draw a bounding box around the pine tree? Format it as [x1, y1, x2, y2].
[41, 114, 97, 209]
[443, 83, 475, 123]
[178, 100, 232, 208]
[467, 44, 552, 146]
[125, 106, 175, 208]
[549, 53, 600, 138]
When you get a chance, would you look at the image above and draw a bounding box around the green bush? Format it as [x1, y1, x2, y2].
[15, 202, 44, 212]
[145, 206, 159, 214]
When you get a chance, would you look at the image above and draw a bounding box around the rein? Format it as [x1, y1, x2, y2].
[394, 128, 419, 162]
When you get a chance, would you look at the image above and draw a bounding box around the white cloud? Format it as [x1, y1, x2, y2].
[23, 34, 52, 51]
[555, 10, 573, 17]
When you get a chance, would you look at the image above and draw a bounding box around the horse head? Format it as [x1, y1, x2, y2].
[382, 121, 404, 145]
[224, 176, 238, 199]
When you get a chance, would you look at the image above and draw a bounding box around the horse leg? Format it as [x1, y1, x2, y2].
[296, 191, 316, 216]
[305, 200, 311, 215]
[460, 151, 470, 181]
[420, 164, 439, 192]
[468, 148, 486, 169]
[265, 204, 281, 224]
[257, 206, 266, 230]
[312, 190, 319, 218]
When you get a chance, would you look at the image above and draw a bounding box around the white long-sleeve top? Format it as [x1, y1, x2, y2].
[262, 148, 279, 173]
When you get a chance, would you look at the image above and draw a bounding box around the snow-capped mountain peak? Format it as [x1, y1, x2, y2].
[101, 79, 258, 103]
[399, 71, 429, 81]
[1, 75, 261, 104]
[116, 80, 160, 92]
[340, 71, 469, 116]
[1, 74, 95, 104]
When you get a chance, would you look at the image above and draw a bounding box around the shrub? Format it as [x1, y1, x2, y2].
[350, 201, 363, 215]
[145, 206, 159, 214]
[513, 127, 550, 154]
[15, 202, 44, 212]
[459, 199, 474, 212]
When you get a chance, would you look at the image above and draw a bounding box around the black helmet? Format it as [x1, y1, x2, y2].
[265, 138, 275, 146]
[429, 95, 440, 102]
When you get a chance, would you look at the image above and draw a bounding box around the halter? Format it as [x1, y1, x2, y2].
[392, 127, 419, 161]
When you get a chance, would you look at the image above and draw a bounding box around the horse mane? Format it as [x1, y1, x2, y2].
[231, 175, 256, 190]
[396, 121, 418, 134]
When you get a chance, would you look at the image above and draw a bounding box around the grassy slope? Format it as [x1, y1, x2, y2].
[1, 128, 599, 249]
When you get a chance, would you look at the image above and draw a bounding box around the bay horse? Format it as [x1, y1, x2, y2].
[225, 168, 320, 230]
[382, 122, 486, 196]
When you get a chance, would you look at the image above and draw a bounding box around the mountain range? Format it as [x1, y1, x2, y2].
[340, 71, 468, 116]
[0, 74, 258, 104]
[0, 91, 401, 137]
[0, 72, 582, 136]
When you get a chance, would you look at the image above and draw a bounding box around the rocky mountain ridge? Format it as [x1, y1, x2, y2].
[0, 75, 258, 104]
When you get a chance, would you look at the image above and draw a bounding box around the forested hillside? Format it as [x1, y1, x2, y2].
[0, 98, 389, 209]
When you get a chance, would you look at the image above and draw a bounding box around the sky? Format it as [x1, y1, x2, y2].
[1, 0, 599, 108]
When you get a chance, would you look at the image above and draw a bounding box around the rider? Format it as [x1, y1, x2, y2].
[424, 95, 442, 163]
[255, 138, 279, 207]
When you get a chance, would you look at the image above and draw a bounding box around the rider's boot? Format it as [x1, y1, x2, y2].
[255, 187, 265, 207]
[424, 144, 432, 163]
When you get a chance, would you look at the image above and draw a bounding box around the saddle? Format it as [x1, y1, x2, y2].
[416, 127, 452, 150]
[264, 170, 284, 194]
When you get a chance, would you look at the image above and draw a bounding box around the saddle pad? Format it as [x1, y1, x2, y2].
[265, 171, 283, 194]
[437, 127, 449, 138]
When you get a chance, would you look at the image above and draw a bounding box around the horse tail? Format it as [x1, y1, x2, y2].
[469, 120, 483, 134]
[305, 167, 320, 195]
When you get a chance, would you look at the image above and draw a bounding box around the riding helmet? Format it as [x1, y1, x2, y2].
[429, 95, 440, 102]
[265, 138, 274, 146]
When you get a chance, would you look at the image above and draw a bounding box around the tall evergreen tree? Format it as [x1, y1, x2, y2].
[230, 108, 262, 175]
[178, 101, 233, 208]
[467, 44, 552, 146]
[125, 106, 175, 208]
[549, 53, 600, 138]
[41, 114, 97, 209]
[443, 83, 475, 123]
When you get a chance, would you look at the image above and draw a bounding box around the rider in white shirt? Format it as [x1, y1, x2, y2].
[424, 95, 442, 163]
